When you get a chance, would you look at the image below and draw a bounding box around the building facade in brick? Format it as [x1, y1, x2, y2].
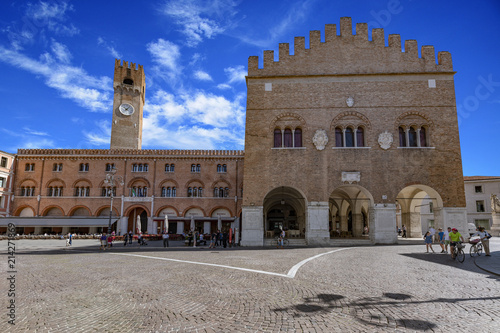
[241, 17, 467, 245]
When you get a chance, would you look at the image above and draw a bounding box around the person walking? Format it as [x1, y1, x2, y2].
[100, 233, 107, 251]
[209, 231, 217, 248]
[128, 230, 133, 244]
[424, 231, 435, 253]
[437, 228, 446, 253]
[402, 225, 407, 238]
[123, 233, 128, 246]
[162, 231, 169, 248]
[471, 227, 491, 256]
[443, 227, 451, 253]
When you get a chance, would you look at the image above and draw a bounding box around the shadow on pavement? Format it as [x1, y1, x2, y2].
[274, 292, 500, 331]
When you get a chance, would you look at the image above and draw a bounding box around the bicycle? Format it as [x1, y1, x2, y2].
[469, 238, 483, 257]
[275, 236, 289, 248]
[451, 241, 465, 263]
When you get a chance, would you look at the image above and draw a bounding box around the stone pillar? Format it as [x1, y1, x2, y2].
[306, 202, 330, 245]
[340, 214, 348, 233]
[490, 213, 500, 236]
[177, 221, 184, 234]
[370, 204, 397, 244]
[408, 212, 422, 238]
[241, 206, 264, 246]
[441, 207, 467, 236]
[34, 226, 42, 235]
[352, 213, 363, 237]
[120, 217, 128, 235]
[62, 226, 69, 234]
[204, 221, 211, 234]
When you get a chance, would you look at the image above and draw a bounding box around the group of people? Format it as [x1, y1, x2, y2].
[424, 226, 491, 258]
[99, 232, 116, 250]
[208, 230, 234, 248]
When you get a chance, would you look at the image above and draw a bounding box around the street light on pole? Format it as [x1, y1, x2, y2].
[104, 167, 124, 235]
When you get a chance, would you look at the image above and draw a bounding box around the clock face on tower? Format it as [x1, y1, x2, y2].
[119, 103, 135, 116]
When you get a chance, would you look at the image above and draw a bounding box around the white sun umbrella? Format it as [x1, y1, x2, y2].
[217, 215, 222, 231]
[136, 215, 141, 234]
[164, 215, 169, 233]
[190, 216, 195, 231]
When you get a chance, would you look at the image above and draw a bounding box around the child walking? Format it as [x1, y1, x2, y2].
[424, 231, 435, 253]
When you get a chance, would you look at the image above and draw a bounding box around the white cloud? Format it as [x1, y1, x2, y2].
[26, 0, 79, 36]
[0, 45, 112, 111]
[160, 0, 238, 46]
[217, 83, 231, 90]
[140, 89, 245, 149]
[147, 39, 182, 81]
[194, 70, 212, 81]
[51, 40, 71, 63]
[23, 127, 49, 136]
[83, 121, 111, 146]
[97, 37, 123, 59]
[224, 65, 246, 84]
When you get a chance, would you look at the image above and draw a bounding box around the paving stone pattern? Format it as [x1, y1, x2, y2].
[1, 239, 499, 332]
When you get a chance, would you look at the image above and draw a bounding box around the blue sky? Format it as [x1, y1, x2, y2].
[0, 0, 499, 176]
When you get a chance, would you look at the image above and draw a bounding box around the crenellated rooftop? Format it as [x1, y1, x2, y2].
[16, 149, 245, 159]
[248, 17, 453, 77]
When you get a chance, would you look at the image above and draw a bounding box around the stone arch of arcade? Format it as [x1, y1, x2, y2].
[329, 185, 374, 238]
[263, 186, 307, 239]
[396, 184, 444, 238]
[124, 205, 150, 234]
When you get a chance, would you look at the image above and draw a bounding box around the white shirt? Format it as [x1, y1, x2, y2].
[443, 230, 450, 241]
[471, 231, 488, 241]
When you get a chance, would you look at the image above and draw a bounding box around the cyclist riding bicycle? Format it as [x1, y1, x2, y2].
[449, 228, 464, 259]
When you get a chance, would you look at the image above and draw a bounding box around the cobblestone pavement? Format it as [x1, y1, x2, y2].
[1, 238, 499, 332]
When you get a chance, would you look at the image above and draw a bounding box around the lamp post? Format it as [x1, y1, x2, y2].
[104, 167, 124, 235]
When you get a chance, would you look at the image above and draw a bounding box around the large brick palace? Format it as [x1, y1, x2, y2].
[2, 18, 469, 245]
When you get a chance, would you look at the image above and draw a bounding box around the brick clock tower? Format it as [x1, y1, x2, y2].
[110, 59, 145, 149]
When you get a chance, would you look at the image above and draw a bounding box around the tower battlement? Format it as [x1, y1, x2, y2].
[248, 17, 453, 77]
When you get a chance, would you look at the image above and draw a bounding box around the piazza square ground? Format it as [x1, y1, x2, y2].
[1, 237, 499, 332]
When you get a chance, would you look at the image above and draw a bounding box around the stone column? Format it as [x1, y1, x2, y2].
[34, 226, 42, 235]
[204, 221, 211, 234]
[340, 214, 348, 233]
[241, 206, 264, 246]
[490, 213, 500, 236]
[306, 202, 330, 245]
[370, 204, 397, 244]
[442, 207, 468, 236]
[408, 212, 422, 238]
[352, 213, 363, 237]
[400, 212, 410, 236]
[177, 221, 184, 234]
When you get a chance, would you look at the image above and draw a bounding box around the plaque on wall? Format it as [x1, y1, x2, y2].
[313, 129, 328, 150]
[378, 131, 393, 150]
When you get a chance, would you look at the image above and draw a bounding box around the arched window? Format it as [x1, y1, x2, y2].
[196, 164, 201, 172]
[123, 78, 133, 85]
[225, 187, 229, 197]
[198, 187, 203, 197]
[161, 187, 166, 197]
[335, 128, 343, 147]
[187, 187, 192, 197]
[138, 164, 143, 172]
[165, 164, 170, 172]
[345, 127, 354, 147]
[409, 127, 418, 147]
[191, 164, 196, 172]
[274, 129, 282, 148]
[144, 164, 149, 172]
[105, 163, 115, 172]
[420, 127, 427, 147]
[294, 128, 302, 147]
[222, 164, 227, 172]
[79, 163, 89, 172]
[214, 187, 219, 197]
[193, 187, 198, 197]
[284, 128, 293, 147]
[399, 127, 406, 147]
[132, 164, 138, 172]
[217, 164, 221, 172]
[356, 127, 364, 147]
[172, 187, 176, 197]
[170, 164, 175, 172]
